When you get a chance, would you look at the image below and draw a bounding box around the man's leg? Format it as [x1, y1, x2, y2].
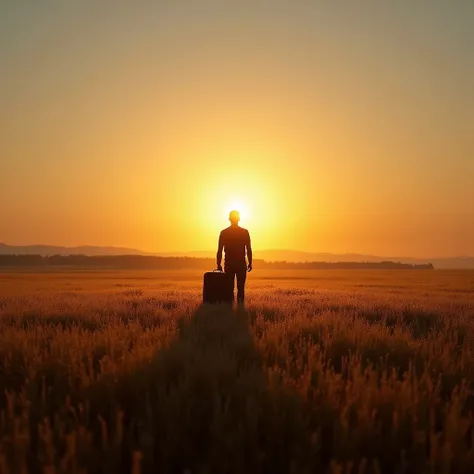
[224, 265, 236, 302]
[236, 264, 247, 303]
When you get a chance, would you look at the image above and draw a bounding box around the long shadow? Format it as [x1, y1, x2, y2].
[144, 303, 269, 473]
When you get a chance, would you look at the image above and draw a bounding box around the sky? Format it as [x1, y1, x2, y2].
[1, 1, 473, 257]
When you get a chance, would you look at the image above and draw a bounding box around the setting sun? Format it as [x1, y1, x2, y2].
[225, 201, 248, 222]
[183, 162, 299, 252]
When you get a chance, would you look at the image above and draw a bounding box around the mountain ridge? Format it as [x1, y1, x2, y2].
[1, 243, 473, 269]
[0, 243, 154, 257]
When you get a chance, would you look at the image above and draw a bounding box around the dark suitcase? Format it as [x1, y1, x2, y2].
[203, 270, 233, 304]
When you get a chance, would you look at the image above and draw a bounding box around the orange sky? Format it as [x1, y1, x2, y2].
[1, 1, 473, 257]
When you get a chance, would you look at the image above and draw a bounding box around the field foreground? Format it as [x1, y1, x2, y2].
[1, 269, 474, 473]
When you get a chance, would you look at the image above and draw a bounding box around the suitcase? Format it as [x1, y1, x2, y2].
[203, 270, 233, 304]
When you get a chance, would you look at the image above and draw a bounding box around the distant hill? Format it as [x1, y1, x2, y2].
[0, 243, 472, 269]
[160, 249, 474, 270]
[0, 243, 153, 257]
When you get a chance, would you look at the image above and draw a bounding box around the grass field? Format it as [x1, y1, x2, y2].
[1, 269, 474, 473]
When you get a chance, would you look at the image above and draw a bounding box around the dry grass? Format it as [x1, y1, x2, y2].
[0, 269, 474, 473]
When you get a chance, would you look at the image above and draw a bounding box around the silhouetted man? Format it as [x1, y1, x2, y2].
[217, 210, 252, 303]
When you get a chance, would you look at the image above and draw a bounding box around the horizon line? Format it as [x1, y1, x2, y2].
[0, 242, 472, 261]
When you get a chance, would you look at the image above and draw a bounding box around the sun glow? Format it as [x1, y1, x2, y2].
[225, 200, 249, 223]
[185, 152, 302, 251]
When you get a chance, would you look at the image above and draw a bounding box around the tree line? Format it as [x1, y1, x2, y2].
[0, 255, 434, 270]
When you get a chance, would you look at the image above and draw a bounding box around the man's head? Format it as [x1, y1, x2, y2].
[229, 210, 240, 225]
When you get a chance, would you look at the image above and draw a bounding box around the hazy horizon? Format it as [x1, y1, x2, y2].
[2, 1, 473, 258]
[1, 241, 472, 260]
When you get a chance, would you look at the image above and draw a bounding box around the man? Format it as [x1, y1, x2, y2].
[217, 210, 252, 303]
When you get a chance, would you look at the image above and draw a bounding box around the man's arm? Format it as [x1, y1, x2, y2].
[246, 230, 253, 271]
[216, 232, 224, 270]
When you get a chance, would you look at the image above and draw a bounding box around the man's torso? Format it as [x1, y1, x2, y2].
[220, 226, 249, 265]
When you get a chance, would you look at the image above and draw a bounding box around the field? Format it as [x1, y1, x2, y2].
[1, 269, 474, 474]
